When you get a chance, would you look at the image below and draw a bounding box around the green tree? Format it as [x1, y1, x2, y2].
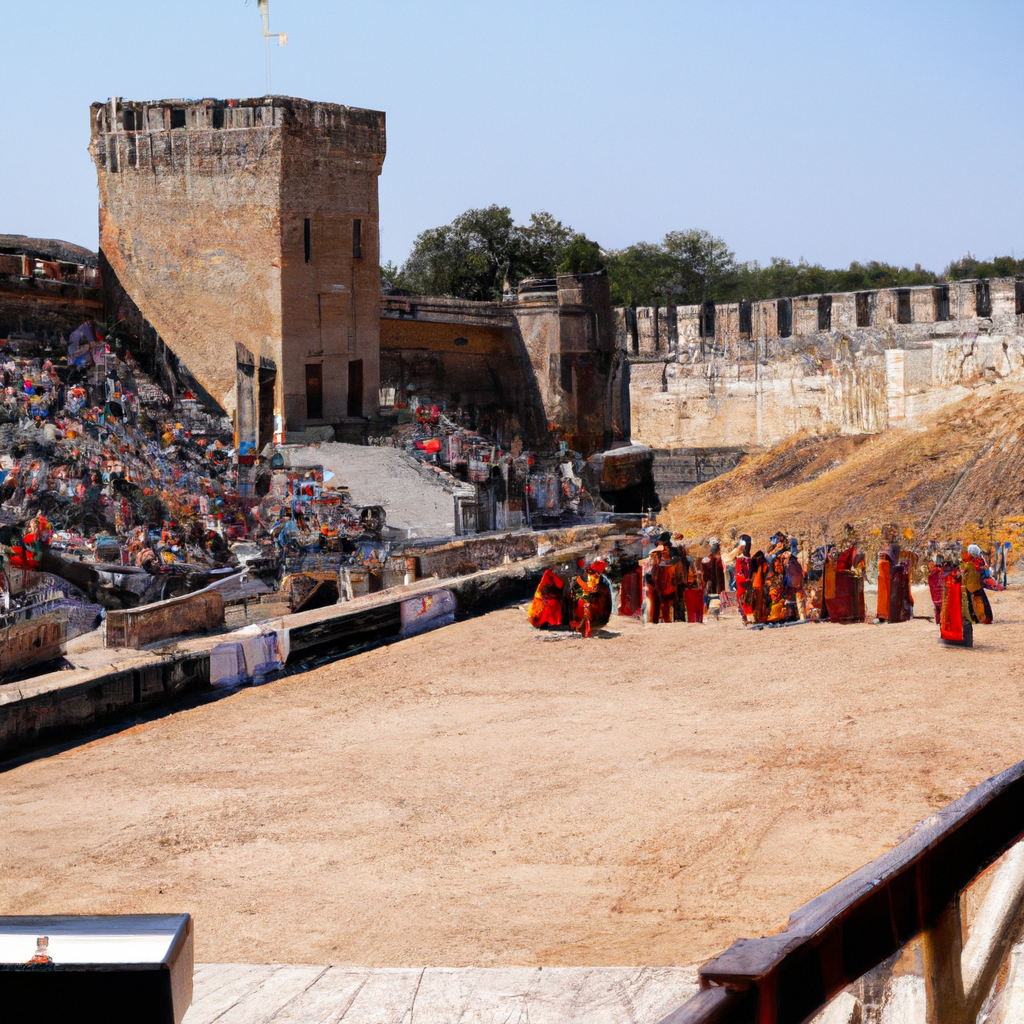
[556, 235, 603, 275]
[662, 229, 736, 303]
[945, 254, 1024, 280]
[605, 242, 673, 306]
[520, 211, 576, 276]
[398, 206, 591, 301]
[605, 229, 735, 306]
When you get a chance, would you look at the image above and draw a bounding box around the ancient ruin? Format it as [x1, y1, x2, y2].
[4, 81, 1024, 1024]
[622, 277, 1024, 500]
[90, 96, 386, 448]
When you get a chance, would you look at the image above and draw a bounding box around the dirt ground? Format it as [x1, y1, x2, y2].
[3, 588, 1023, 968]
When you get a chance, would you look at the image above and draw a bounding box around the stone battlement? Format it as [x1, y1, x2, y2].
[618, 277, 1024, 456]
[616, 277, 1022, 358]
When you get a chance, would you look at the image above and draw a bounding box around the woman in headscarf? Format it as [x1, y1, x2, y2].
[963, 545, 993, 624]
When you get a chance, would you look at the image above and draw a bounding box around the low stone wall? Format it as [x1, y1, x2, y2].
[403, 531, 539, 579]
[0, 652, 209, 758]
[652, 447, 748, 503]
[105, 590, 225, 648]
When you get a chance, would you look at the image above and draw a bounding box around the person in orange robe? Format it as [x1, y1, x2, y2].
[826, 526, 866, 623]
[765, 552, 788, 623]
[528, 567, 566, 629]
[876, 525, 914, 623]
[940, 565, 973, 646]
[747, 550, 769, 624]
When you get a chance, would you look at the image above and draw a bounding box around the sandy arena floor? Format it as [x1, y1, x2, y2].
[2, 588, 1022, 968]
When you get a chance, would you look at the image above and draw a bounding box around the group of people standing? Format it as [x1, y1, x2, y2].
[526, 523, 1005, 642]
[731, 532, 807, 625]
[527, 559, 613, 638]
[625, 532, 724, 625]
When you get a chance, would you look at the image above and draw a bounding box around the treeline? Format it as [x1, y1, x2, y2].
[383, 204, 1022, 307]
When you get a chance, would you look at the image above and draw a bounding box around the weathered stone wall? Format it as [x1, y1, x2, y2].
[91, 98, 285, 414]
[90, 96, 385, 441]
[381, 271, 627, 456]
[279, 102, 385, 430]
[0, 247, 103, 345]
[622, 277, 1024, 451]
[379, 311, 546, 443]
[515, 270, 623, 454]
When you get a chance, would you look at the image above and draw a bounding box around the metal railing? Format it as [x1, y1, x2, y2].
[657, 759, 1024, 1024]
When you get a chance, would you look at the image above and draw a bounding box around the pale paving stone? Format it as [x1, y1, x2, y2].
[182, 965, 698, 1024]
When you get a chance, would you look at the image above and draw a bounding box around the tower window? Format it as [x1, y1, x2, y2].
[856, 292, 871, 327]
[123, 110, 138, 132]
[352, 219, 362, 259]
[304, 218, 311, 263]
[169, 108, 186, 129]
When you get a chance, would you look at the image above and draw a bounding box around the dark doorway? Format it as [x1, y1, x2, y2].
[934, 285, 950, 321]
[777, 298, 792, 338]
[896, 289, 912, 324]
[856, 292, 872, 327]
[560, 354, 573, 393]
[1016, 279, 1024, 316]
[975, 280, 992, 317]
[347, 359, 364, 418]
[305, 363, 323, 420]
[258, 367, 276, 448]
[739, 300, 752, 336]
[817, 295, 832, 332]
[700, 301, 716, 339]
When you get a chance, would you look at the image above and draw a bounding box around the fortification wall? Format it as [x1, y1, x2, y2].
[621, 277, 1024, 451]
[91, 99, 286, 414]
[90, 96, 385, 441]
[380, 271, 627, 456]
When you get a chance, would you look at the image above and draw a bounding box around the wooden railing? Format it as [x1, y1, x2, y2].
[657, 760, 1024, 1024]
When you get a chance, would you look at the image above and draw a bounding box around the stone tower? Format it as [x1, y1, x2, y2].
[90, 96, 386, 449]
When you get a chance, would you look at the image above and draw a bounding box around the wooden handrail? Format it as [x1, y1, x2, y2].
[657, 758, 1024, 1024]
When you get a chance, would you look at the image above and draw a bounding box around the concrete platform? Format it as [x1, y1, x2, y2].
[181, 964, 697, 1024]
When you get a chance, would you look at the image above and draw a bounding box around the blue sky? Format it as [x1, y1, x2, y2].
[3, 1, 1023, 272]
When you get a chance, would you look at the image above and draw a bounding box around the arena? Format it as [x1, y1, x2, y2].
[3, 587, 1021, 970]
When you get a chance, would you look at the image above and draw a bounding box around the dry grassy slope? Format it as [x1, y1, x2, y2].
[662, 381, 1024, 554]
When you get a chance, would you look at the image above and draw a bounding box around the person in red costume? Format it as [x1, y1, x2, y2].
[527, 568, 566, 629]
[571, 560, 612, 637]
